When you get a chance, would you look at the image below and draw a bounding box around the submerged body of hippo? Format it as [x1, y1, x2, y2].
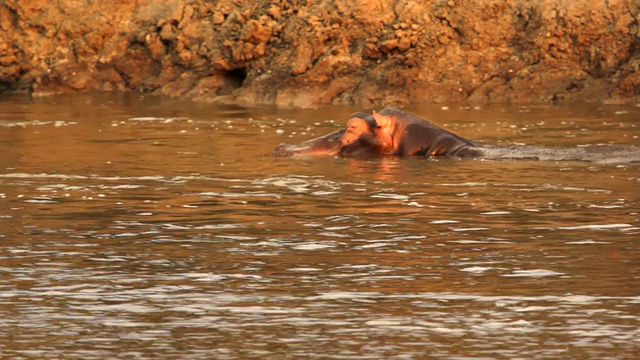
[272, 108, 640, 164]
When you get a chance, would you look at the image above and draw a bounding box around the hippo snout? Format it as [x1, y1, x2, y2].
[272, 143, 294, 157]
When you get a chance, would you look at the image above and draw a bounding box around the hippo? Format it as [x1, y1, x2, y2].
[273, 108, 640, 163]
[271, 126, 344, 158]
[272, 112, 379, 158]
[338, 114, 394, 157]
[273, 108, 484, 158]
[368, 107, 484, 157]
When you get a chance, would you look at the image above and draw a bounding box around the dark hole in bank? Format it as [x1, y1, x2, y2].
[218, 67, 247, 95]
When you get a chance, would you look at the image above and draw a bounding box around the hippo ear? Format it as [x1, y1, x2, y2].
[373, 111, 391, 129]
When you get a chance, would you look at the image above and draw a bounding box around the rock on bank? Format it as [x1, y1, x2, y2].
[1, 0, 639, 107]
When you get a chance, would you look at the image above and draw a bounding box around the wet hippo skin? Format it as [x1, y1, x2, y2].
[371, 107, 482, 157]
[273, 108, 483, 158]
[272, 112, 374, 158]
[337, 113, 394, 158]
[273, 108, 640, 163]
[272, 129, 344, 157]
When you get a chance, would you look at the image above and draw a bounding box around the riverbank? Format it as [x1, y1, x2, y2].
[1, 0, 639, 107]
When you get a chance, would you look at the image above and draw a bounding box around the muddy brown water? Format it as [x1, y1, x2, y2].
[0, 93, 639, 359]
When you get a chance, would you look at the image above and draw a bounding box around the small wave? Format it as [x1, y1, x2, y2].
[564, 239, 610, 244]
[0, 173, 252, 186]
[558, 224, 632, 230]
[0, 173, 88, 180]
[0, 120, 77, 128]
[312, 291, 383, 300]
[440, 182, 488, 187]
[127, 117, 191, 123]
[292, 242, 336, 250]
[460, 267, 493, 273]
[253, 176, 356, 194]
[287, 267, 323, 272]
[22, 197, 57, 204]
[501, 269, 564, 278]
[429, 220, 459, 224]
[365, 318, 406, 326]
[226, 306, 302, 314]
[311, 191, 340, 196]
[196, 191, 282, 198]
[161, 223, 241, 230]
[356, 242, 394, 249]
[451, 227, 491, 232]
[371, 193, 411, 200]
[82, 304, 158, 313]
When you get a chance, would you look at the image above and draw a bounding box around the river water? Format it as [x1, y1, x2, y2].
[0, 93, 638, 359]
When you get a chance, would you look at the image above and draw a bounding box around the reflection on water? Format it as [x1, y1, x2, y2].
[1, 94, 639, 359]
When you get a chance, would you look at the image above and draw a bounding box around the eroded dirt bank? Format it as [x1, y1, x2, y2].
[1, 0, 639, 107]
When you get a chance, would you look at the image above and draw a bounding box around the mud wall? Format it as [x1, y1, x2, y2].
[1, 0, 639, 107]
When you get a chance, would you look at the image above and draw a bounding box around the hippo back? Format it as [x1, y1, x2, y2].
[377, 107, 481, 157]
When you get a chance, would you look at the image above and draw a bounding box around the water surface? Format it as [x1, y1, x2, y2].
[1, 94, 639, 359]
